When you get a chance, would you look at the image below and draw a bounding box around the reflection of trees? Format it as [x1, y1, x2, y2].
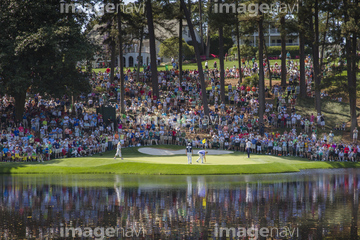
[0, 172, 360, 238]
[351, 186, 359, 240]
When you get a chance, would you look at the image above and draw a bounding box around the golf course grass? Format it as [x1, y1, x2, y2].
[1, 145, 360, 175]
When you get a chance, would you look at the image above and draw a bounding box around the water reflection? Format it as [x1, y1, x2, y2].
[0, 169, 360, 239]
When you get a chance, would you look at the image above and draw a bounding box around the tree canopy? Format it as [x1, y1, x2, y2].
[0, 0, 96, 119]
[159, 37, 195, 60]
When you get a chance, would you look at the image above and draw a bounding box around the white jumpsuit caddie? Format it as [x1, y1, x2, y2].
[114, 142, 123, 160]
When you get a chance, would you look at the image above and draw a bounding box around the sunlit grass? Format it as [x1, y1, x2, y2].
[296, 98, 356, 142]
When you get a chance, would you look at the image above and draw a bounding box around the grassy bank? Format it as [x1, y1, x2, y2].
[1, 145, 360, 175]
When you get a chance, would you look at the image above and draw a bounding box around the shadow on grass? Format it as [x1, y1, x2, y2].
[0, 159, 64, 174]
[34, 159, 63, 165]
[0, 162, 28, 174]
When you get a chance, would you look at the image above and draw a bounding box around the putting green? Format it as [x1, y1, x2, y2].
[125, 153, 297, 165]
[1, 145, 360, 175]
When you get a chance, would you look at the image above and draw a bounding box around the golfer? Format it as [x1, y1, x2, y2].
[246, 139, 252, 158]
[114, 142, 123, 160]
[186, 143, 193, 164]
[353, 127, 358, 143]
[196, 150, 208, 164]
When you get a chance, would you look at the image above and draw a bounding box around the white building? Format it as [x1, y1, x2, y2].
[238, 24, 299, 47]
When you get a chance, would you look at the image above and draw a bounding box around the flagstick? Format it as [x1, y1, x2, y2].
[204, 139, 206, 163]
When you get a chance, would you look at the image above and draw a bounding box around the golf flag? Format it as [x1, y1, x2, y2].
[202, 198, 206, 207]
[202, 139, 206, 144]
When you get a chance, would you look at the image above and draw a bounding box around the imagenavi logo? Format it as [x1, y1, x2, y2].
[213, 1, 299, 16]
[60, 0, 145, 15]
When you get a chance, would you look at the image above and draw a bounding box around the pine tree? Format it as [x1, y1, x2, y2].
[181, 0, 210, 115]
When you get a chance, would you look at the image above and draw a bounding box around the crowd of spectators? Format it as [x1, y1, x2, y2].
[0, 55, 357, 162]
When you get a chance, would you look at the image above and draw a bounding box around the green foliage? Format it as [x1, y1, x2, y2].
[230, 45, 258, 57]
[256, 46, 312, 57]
[244, 76, 252, 85]
[209, 33, 233, 56]
[244, 75, 259, 87]
[159, 37, 195, 60]
[0, 0, 96, 107]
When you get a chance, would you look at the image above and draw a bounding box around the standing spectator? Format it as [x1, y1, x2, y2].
[186, 143, 193, 164]
[353, 128, 358, 143]
[246, 139, 252, 158]
[328, 130, 334, 143]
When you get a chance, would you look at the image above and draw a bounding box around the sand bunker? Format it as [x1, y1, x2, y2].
[138, 147, 233, 156]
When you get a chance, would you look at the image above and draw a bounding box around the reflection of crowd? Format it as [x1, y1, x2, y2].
[0, 55, 356, 162]
[0, 170, 359, 239]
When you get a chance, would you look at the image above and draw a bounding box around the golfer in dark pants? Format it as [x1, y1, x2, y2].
[246, 139, 252, 158]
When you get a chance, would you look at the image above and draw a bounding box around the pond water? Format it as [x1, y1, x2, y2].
[0, 169, 359, 239]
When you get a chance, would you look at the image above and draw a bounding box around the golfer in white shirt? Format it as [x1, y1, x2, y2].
[114, 142, 123, 160]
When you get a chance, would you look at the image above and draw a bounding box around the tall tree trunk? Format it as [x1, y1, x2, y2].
[205, 30, 211, 58]
[14, 91, 26, 121]
[110, 39, 116, 83]
[219, 26, 225, 104]
[280, 16, 287, 86]
[264, 40, 272, 90]
[136, 27, 144, 82]
[199, 0, 204, 54]
[179, 5, 183, 83]
[349, 32, 358, 133]
[299, 1, 306, 98]
[181, 0, 210, 115]
[319, 11, 330, 69]
[188, 0, 191, 16]
[299, 34, 306, 98]
[235, 9, 242, 83]
[205, 0, 212, 59]
[118, 12, 125, 114]
[258, 13, 265, 125]
[346, 0, 358, 132]
[350, 11, 358, 132]
[146, 0, 159, 98]
[313, 0, 321, 114]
